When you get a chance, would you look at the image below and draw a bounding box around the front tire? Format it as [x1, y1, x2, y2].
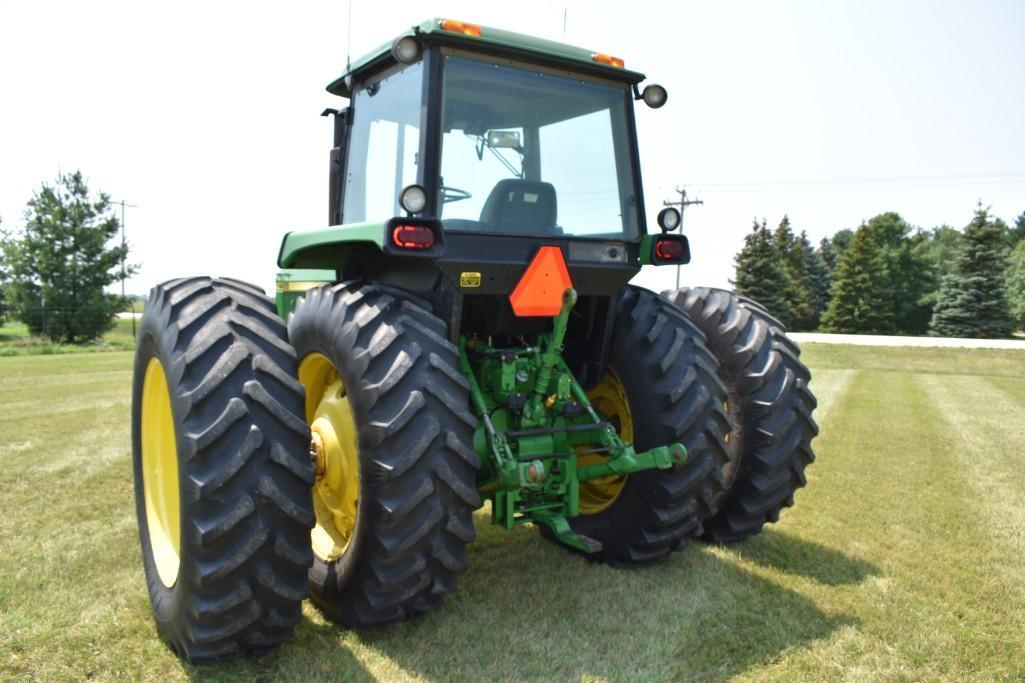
[666, 287, 817, 543]
[288, 283, 480, 627]
[131, 277, 314, 663]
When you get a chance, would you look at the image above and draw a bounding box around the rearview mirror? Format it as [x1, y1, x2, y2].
[487, 130, 521, 149]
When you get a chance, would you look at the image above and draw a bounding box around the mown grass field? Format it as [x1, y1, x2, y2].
[1, 343, 1024, 681]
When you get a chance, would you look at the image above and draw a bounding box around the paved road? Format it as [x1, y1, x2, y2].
[790, 332, 1025, 350]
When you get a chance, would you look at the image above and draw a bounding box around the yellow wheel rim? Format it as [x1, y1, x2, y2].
[299, 353, 360, 563]
[141, 357, 181, 588]
[578, 369, 634, 515]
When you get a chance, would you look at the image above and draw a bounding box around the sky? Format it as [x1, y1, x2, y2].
[1, 0, 1023, 296]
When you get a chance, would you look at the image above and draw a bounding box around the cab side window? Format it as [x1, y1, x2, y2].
[342, 64, 423, 224]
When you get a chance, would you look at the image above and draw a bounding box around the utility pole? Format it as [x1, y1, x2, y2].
[115, 199, 138, 336]
[663, 187, 703, 289]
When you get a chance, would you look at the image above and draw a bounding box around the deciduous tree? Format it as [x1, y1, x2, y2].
[1002, 239, 1025, 332]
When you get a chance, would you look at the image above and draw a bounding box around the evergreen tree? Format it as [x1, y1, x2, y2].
[929, 205, 1013, 338]
[818, 237, 837, 274]
[786, 230, 827, 330]
[893, 230, 936, 334]
[773, 215, 796, 257]
[827, 229, 854, 265]
[774, 216, 802, 328]
[1002, 239, 1025, 332]
[916, 225, 960, 315]
[1011, 211, 1025, 246]
[806, 237, 832, 324]
[765, 217, 825, 330]
[732, 219, 793, 325]
[860, 212, 935, 334]
[0, 171, 135, 342]
[820, 223, 896, 333]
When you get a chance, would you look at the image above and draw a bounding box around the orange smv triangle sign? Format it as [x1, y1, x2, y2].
[509, 246, 573, 317]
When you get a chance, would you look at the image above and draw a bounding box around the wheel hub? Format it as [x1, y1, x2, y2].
[298, 353, 361, 563]
[577, 369, 633, 515]
[310, 431, 326, 478]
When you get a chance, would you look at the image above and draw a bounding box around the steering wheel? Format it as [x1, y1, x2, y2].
[441, 186, 473, 204]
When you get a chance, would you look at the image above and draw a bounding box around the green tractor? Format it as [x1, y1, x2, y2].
[131, 18, 817, 662]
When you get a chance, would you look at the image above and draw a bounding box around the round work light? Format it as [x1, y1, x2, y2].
[642, 84, 668, 109]
[391, 36, 421, 64]
[399, 184, 427, 215]
[657, 207, 681, 233]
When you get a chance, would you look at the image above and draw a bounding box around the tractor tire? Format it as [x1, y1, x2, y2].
[554, 286, 732, 566]
[131, 277, 314, 663]
[288, 282, 480, 628]
[665, 287, 817, 543]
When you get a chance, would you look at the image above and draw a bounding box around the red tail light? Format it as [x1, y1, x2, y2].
[655, 238, 684, 260]
[392, 225, 435, 249]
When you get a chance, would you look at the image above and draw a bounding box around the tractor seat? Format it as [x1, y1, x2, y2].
[479, 179, 558, 235]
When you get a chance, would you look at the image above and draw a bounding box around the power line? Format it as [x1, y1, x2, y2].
[700, 178, 1025, 194]
[693, 170, 1025, 190]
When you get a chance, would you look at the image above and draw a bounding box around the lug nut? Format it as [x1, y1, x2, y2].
[310, 432, 326, 478]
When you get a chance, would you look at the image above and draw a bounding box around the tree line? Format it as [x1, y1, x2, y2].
[0, 171, 135, 343]
[732, 205, 1025, 337]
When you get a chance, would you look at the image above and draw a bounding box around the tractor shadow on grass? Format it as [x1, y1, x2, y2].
[192, 521, 881, 680]
[731, 528, 880, 586]
[352, 519, 878, 681]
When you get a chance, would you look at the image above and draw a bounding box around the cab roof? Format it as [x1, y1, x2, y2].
[327, 18, 646, 97]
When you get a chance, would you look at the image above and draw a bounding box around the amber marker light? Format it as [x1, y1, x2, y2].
[441, 19, 482, 37]
[591, 53, 625, 68]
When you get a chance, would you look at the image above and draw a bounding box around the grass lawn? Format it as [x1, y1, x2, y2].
[1, 343, 1024, 681]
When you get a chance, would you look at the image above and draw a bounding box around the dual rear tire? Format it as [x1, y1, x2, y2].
[559, 286, 817, 558]
[132, 278, 478, 662]
[561, 286, 732, 564]
[665, 287, 818, 542]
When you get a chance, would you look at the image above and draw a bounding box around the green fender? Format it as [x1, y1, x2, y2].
[276, 221, 385, 270]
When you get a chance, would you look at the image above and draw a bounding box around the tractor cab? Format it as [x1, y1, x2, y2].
[340, 40, 642, 240]
[278, 19, 684, 371]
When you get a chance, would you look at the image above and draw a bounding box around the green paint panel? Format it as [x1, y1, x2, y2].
[274, 268, 336, 318]
[277, 221, 385, 268]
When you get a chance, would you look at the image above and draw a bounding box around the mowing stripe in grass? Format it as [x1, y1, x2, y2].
[806, 368, 855, 426]
[917, 374, 1025, 585]
[732, 368, 1025, 680]
[984, 374, 1025, 404]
